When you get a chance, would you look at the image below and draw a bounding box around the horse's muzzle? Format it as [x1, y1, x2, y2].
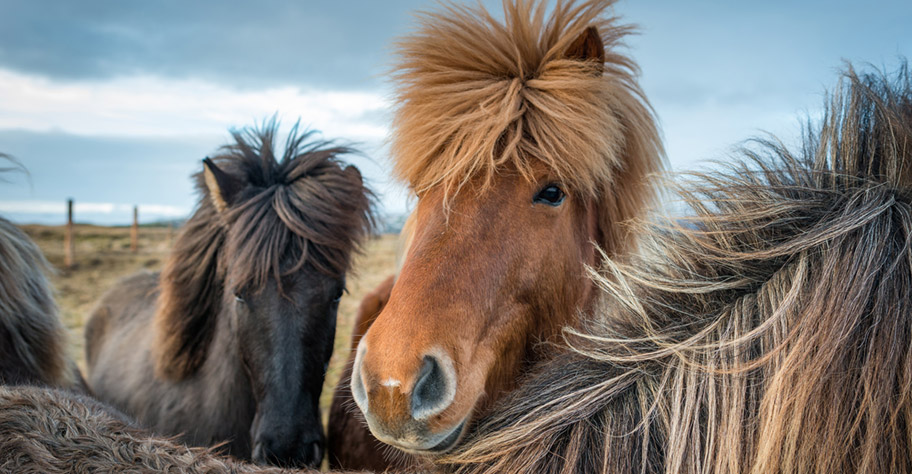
[251, 434, 323, 468]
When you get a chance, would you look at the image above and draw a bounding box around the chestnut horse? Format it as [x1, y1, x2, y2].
[441, 65, 912, 473]
[0, 155, 81, 389]
[84, 124, 373, 468]
[330, 0, 664, 468]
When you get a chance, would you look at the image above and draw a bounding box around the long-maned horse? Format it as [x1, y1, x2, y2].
[5, 64, 910, 474]
[0, 155, 81, 389]
[329, 0, 665, 469]
[84, 124, 374, 468]
[439, 65, 912, 473]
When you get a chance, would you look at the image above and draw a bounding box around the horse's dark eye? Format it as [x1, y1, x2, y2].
[533, 184, 566, 206]
[234, 293, 246, 304]
[333, 288, 346, 303]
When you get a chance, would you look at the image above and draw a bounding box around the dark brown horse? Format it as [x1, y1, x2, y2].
[84, 123, 373, 468]
[0, 155, 81, 389]
[441, 64, 912, 473]
[329, 0, 664, 469]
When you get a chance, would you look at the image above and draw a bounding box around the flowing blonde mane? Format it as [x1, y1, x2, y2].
[391, 0, 664, 210]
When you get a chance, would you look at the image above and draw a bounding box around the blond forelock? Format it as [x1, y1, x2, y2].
[391, 0, 661, 201]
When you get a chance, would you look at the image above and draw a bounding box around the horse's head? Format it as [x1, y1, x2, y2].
[350, 0, 663, 456]
[156, 124, 373, 467]
[227, 262, 340, 469]
[353, 167, 603, 454]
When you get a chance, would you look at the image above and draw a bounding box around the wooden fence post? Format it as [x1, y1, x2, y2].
[131, 205, 139, 253]
[64, 199, 75, 269]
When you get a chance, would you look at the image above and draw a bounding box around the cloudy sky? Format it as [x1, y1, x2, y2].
[0, 0, 908, 224]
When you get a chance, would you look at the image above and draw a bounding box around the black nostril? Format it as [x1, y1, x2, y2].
[305, 441, 323, 467]
[411, 355, 450, 420]
[251, 437, 273, 466]
[252, 434, 283, 466]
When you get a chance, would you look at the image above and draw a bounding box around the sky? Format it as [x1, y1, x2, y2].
[0, 0, 909, 225]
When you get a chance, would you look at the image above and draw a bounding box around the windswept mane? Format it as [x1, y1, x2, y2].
[392, 0, 664, 240]
[154, 122, 375, 380]
[0, 386, 290, 473]
[208, 124, 374, 286]
[443, 65, 912, 473]
[0, 153, 71, 388]
[0, 216, 70, 387]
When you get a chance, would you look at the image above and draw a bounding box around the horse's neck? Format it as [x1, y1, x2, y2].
[149, 304, 255, 454]
[579, 276, 601, 316]
[199, 309, 253, 410]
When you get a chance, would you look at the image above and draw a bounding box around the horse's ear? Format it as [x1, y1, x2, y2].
[564, 26, 605, 70]
[343, 165, 364, 186]
[202, 158, 242, 213]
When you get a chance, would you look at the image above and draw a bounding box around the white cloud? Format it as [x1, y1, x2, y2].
[0, 68, 391, 141]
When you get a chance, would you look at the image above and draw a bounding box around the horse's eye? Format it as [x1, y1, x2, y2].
[533, 184, 566, 206]
[333, 288, 345, 303]
[234, 293, 246, 304]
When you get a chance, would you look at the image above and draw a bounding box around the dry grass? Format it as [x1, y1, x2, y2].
[21, 223, 397, 424]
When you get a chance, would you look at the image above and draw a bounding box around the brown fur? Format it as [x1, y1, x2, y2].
[327, 216, 420, 470]
[0, 155, 77, 389]
[154, 122, 374, 380]
[0, 218, 70, 388]
[84, 122, 375, 465]
[439, 64, 912, 473]
[0, 386, 299, 474]
[390, 0, 663, 255]
[327, 275, 401, 471]
[341, 0, 664, 468]
[390, 0, 662, 207]
[353, 275, 396, 353]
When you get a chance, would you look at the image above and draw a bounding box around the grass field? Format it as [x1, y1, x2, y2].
[22, 223, 398, 424]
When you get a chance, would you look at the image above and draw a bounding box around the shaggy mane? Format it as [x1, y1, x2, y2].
[154, 122, 375, 380]
[391, 0, 664, 247]
[442, 65, 912, 473]
[0, 153, 71, 388]
[0, 386, 293, 473]
[0, 215, 70, 388]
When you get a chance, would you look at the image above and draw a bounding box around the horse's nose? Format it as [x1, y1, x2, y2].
[352, 344, 457, 422]
[252, 435, 323, 468]
[301, 440, 323, 468]
[411, 355, 455, 420]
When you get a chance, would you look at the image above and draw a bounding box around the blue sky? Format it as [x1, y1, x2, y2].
[0, 0, 908, 224]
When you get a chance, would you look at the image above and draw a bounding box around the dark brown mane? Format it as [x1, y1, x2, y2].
[0, 152, 71, 388]
[0, 216, 70, 387]
[442, 64, 912, 473]
[154, 122, 374, 380]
